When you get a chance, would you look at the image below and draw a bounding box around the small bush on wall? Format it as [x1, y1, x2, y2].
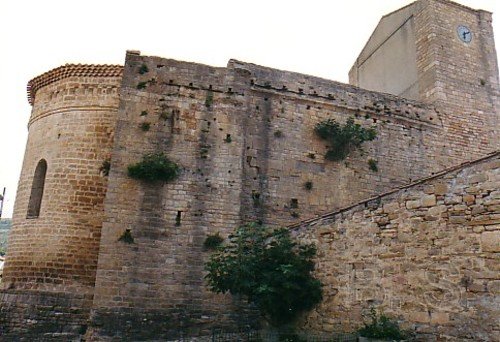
[127, 152, 179, 182]
[203, 233, 224, 250]
[314, 117, 376, 161]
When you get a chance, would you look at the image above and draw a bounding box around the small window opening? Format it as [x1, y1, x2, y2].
[290, 198, 298, 209]
[27, 159, 47, 218]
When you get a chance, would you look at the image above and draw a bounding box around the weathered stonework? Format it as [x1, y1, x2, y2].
[293, 152, 500, 340]
[1, 0, 498, 340]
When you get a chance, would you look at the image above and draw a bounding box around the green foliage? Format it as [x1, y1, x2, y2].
[205, 90, 214, 108]
[139, 64, 149, 75]
[368, 159, 378, 172]
[358, 308, 407, 340]
[314, 117, 376, 161]
[140, 110, 148, 116]
[252, 192, 261, 207]
[204, 233, 224, 250]
[140, 122, 151, 131]
[159, 111, 169, 120]
[127, 152, 179, 182]
[291, 211, 300, 218]
[205, 223, 322, 326]
[307, 153, 316, 159]
[137, 81, 148, 90]
[304, 181, 313, 191]
[100, 159, 111, 176]
[0, 246, 6, 256]
[224, 134, 232, 143]
[118, 229, 134, 244]
[274, 130, 283, 138]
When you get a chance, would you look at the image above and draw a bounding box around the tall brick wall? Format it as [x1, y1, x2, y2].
[0, 65, 122, 338]
[292, 152, 499, 340]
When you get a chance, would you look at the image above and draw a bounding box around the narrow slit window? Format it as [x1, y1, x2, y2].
[27, 159, 47, 218]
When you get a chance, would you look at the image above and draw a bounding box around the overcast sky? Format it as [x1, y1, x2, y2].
[0, 0, 498, 218]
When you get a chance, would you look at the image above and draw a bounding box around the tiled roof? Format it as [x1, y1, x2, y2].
[27, 64, 123, 105]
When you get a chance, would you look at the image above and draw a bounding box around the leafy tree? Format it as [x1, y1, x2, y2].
[205, 223, 322, 326]
[314, 117, 376, 161]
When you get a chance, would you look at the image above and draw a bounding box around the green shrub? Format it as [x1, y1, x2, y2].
[304, 181, 313, 190]
[100, 159, 111, 176]
[159, 111, 169, 120]
[368, 159, 378, 172]
[205, 90, 214, 108]
[140, 110, 148, 116]
[205, 223, 322, 326]
[203, 233, 224, 250]
[118, 229, 134, 244]
[358, 308, 407, 340]
[224, 134, 232, 143]
[137, 81, 148, 90]
[127, 152, 179, 182]
[314, 117, 376, 161]
[139, 64, 149, 75]
[274, 130, 283, 138]
[140, 122, 151, 131]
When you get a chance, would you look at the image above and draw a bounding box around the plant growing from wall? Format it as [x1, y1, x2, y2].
[274, 130, 283, 138]
[224, 134, 232, 143]
[358, 308, 408, 340]
[140, 122, 151, 131]
[304, 181, 313, 191]
[159, 111, 169, 121]
[140, 110, 148, 116]
[137, 81, 148, 90]
[118, 229, 134, 244]
[205, 223, 322, 326]
[205, 90, 214, 108]
[314, 117, 376, 161]
[203, 233, 224, 250]
[127, 152, 179, 182]
[368, 159, 378, 172]
[100, 159, 111, 176]
[139, 64, 149, 75]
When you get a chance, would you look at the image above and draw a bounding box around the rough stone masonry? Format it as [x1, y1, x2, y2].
[0, 0, 498, 340]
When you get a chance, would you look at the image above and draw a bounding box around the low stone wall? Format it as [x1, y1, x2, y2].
[293, 152, 499, 341]
[0, 289, 92, 341]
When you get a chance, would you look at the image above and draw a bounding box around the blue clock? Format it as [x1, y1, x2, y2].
[457, 25, 472, 43]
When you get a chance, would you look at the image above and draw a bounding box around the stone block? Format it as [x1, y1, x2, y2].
[406, 200, 421, 209]
[410, 311, 430, 323]
[430, 312, 450, 325]
[481, 231, 499, 252]
[434, 183, 448, 195]
[422, 195, 437, 207]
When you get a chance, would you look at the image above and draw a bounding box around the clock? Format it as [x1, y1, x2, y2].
[457, 25, 472, 43]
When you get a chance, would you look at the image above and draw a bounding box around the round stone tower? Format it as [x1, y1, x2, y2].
[0, 64, 122, 337]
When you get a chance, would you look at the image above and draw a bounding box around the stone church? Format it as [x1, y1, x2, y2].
[1, 0, 498, 340]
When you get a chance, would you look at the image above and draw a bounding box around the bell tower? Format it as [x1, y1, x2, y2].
[350, 0, 499, 162]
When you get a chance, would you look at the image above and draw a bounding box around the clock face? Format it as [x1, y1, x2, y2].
[457, 25, 472, 43]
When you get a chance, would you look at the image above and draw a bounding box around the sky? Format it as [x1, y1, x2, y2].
[0, 0, 498, 218]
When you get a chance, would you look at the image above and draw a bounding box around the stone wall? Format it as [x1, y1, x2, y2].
[0, 65, 122, 338]
[87, 49, 462, 339]
[293, 151, 499, 340]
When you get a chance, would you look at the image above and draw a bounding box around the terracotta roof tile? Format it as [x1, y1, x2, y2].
[27, 64, 123, 105]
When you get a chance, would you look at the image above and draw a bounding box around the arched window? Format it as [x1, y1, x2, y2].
[27, 159, 47, 218]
